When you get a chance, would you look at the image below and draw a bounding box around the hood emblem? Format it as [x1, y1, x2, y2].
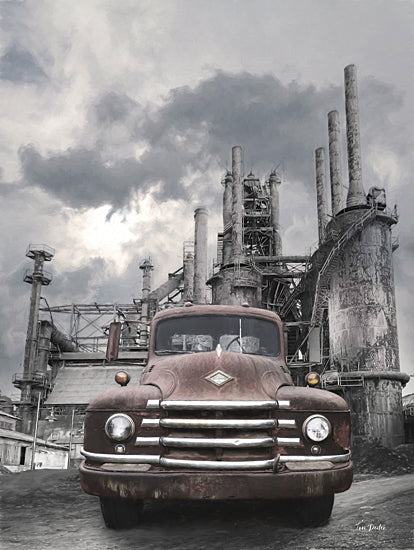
[205, 370, 233, 387]
[216, 344, 223, 358]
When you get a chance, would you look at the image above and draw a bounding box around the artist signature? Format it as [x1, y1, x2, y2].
[355, 520, 386, 532]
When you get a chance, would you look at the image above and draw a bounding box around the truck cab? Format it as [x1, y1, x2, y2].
[79, 304, 353, 528]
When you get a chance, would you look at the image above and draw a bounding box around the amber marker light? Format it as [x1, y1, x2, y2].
[305, 372, 320, 387]
[115, 370, 131, 386]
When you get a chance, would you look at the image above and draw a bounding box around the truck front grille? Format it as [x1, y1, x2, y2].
[136, 399, 300, 470]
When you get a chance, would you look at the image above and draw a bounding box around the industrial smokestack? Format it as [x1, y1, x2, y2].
[222, 171, 233, 265]
[183, 252, 194, 302]
[269, 171, 282, 256]
[139, 258, 153, 345]
[231, 146, 244, 261]
[315, 147, 328, 244]
[193, 207, 208, 303]
[328, 110, 343, 216]
[344, 64, 366, 207]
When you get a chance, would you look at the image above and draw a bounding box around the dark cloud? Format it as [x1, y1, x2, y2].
[0, 44, 47, 83]
[19, 146, 144, 210]
[92, 92, 139, 126]
[17, 71, 407, 213]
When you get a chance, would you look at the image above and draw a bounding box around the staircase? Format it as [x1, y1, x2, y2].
[310, 206, 378, 326]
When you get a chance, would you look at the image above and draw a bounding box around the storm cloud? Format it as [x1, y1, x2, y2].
[1, 0, 413, 398]
[17, 71, 406, 214]
[0, 44, 47, 84]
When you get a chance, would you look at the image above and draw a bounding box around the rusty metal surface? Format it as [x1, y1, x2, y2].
[141, 351, 292, 402]
[328, 109, 343, 216]
[79, 460, 353, 500]
[81, 304, 352, 503]
[106, 322, 121, 361]
[315, 147, 327, 244]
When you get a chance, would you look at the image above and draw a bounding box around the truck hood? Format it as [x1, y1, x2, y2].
[140, 351, 293, 400]
[276, 385, 350, 411]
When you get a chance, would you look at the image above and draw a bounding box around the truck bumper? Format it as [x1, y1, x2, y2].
[79, 460, 353, 500]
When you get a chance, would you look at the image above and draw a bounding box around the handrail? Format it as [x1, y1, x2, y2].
[310, 206, 378, 327]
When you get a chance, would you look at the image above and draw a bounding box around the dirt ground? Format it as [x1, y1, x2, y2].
[1, 464, 413, 550]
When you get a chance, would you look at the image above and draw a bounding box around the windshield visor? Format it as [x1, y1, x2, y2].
[154, 315, 280, 357]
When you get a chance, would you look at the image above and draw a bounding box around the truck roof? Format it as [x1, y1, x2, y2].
[152, 303, 282, 323]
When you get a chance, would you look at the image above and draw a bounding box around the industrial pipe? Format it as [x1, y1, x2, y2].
[231, 146, 243, 261]
[344, 64, 365, 207]
[193, 207, 208, 303]
[269, 171, 282, 256]
[222, 171, 233, 265]
[183, 252, 194, 302]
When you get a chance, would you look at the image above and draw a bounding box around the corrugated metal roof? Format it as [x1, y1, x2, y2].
[45, 365, 144, 405]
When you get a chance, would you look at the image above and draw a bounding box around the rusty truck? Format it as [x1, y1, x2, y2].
[79, 303, 353, 528]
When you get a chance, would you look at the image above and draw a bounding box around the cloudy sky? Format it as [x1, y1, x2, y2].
[0, 0, 413, 397]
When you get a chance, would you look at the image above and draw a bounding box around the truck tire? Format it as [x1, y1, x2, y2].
[99, 497, 143, 529]
[296, 494, 334, 527]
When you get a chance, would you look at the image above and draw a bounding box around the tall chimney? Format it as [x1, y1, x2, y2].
[328, 110, 343, 216]
[269, 171, 282, 256]
[183, 252, 194, 302]
[139, 258, 153, 346]
[344, 64, 365, 207]
[193, 207, 208, 303]
[222, 171, 233, 265]
[231, 146, 244, 262]
[315, 147, 327, 244]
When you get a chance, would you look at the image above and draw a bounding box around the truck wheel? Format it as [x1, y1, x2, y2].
[296, 495, 334, 527]
[99, 497, 143, 529]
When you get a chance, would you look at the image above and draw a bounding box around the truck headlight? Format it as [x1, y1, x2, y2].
[303, 415, 331, 442]
[105, 414, 135, 442]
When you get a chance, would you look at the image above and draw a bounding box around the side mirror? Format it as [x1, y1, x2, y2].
[106, 322, 121, 361]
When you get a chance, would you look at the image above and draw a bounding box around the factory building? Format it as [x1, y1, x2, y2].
[11, 64, 409, 457]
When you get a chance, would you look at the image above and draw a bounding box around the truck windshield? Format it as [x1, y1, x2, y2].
[154, 315, 280, 357]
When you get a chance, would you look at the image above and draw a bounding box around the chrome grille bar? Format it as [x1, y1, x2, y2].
[81, 448, 351, 467]
[279, 451, 351, 463]
[276, 437, 301, 446]
[81, 449, 160, 464]
[278, 419, 296, 428]
[141, 418, 277, 429]
[135, 436, 275, 448]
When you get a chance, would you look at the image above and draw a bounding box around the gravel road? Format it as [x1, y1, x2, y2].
[1, 469, 413, 550]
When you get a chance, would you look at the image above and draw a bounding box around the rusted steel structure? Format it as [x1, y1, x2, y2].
[15, 245, 55, 434]
[15, 63, 408, 453]
[320, 66, 408, 446]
